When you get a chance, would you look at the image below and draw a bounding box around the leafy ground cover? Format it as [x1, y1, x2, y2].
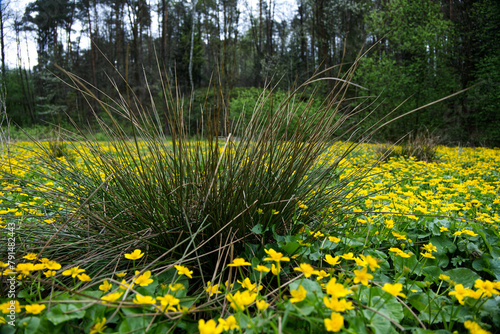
[1, 141, 500, 333]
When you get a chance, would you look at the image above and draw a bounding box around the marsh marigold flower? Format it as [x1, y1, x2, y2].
[422, 243, 437, 253]
[22, 253, 38, 261]
[133, 270, 154, 287]
[254, 264, 271, 273]
[1, 301, 22, 314]
[226, 290, 257, 311]
[289, 285, 307, 303]
[382, 283, 406, 298]
[353, 267, 373, 286]
[264, 248, 290, 263]
[77, 273, 92, 282]
[62, 266, 85, 278]
[133, 294, 156, 305]
[198, 319, 223, 334]
[324, 255, 341, 266]
[238, 277, 262, 292]
[256, 299, 269, 310]
[420, 252, 435, 259]
[99, 280, 112, 292]
[124, 249, 144, 260]
[218, 316, 240, 331]
[157, 294, 180, 312]
[323, 297, 354, 312]
[449, 284, 472, 305]
[293, 263, 319, 278]
[474, 279, 500, 298]
[227, 258, 251, 267]
[174, 265, 193, 278]
[324, 312, 344, 332]
[326, 278, 353, 298]
[90, 317, 107, 334]
[464, 320, 491, 334]
[101, 291, 124, 303]
[205, 281, 222, 297]
[25, 304, 46, 315]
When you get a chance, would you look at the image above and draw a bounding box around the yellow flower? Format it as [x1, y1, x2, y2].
[16, 263, 35, 275]
[271, 263, 279, 275]
[44, 260, 61, 270]
[99, 280, 112, 292]
[462, 229, 478, 237]
[271, 209, 279, 215]
[324, 312, 344, 332]
[420, 252, 435, 259]
[474, 279, 500, 298]
[134, 270, 154, 287]
[205, 281, 222, 297]
[90, 317, 107, 334]
[316, 270, 330, 280]
[1, 300, 22, 313]
[238, 277, 262, 292]
[25, 304, 46, 315]
[115, 272, 127, 278]
[359, 254, 380, 271]
[174, 265, 193, 279]
[133, 294, 156, 305]
[157, 294, 180, 312]
[353, 267, 373, 286]
[218, 316, 240, 331]
[256, 208, 264, 214]
[439, 274, 450, 281]
[310, 230, 325, 238]
[124, 249, 144, 260]
[422, 243, 437, 253]
[323, 297, 354, 312]
[256, 299, 269, 310]
[464, 320, 491, 334]
[62, 266, 85, 278]
[101, 291, 124, 303]
[22, 253, 38, 261]
[264, 248, 290, 263]
[340, 252, 355, 260]
[324, 255, 341, 266]
[198, 319, 223, 334]
[226, 290, 257, 311]
[118, 279, 135, 291]
[289, 285, 307, 303]
[168, 283, 185, 291]
[77, 273, 92, 282]
[382, 283, 406, 298]
[449, 284, 472, 305]
[44, 270, 57, 278]
[385, 219, 395, 229]
[391, 231, 407, 240]
[328, 236, 341, 243]
[298, 202, 308, 209]
[325, 278, 353, 298]
[227, 258, 251, 267]
[254, 264, 271, 273]
[439, 226, 449, 232]
[293, 263, 319, 278]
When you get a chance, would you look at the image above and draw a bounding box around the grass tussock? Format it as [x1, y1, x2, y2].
[5, 61, 385, 278]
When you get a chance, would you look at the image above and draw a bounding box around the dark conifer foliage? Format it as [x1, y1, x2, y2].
[1, 0, 499, 146]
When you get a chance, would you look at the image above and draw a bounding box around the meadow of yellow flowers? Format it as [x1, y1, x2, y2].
[1, 141, 500, 333]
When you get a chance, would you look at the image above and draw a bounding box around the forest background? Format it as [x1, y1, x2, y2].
[0, 0, 499, 146]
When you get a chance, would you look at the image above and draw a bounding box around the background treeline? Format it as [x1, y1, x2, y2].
[0, 0, 499, 145]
